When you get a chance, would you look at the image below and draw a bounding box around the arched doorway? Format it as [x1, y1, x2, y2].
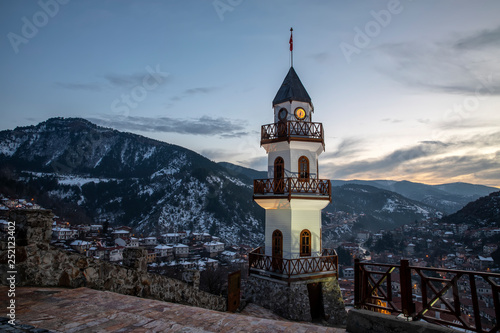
[272, 229, 283, 271]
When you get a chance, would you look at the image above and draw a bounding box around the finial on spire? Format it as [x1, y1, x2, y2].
[289, 27, 294, 68]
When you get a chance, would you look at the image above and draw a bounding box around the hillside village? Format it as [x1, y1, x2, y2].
[2, 190, 500, 329]
[325, 209, 500, 329]
[0, 195, 249, 291]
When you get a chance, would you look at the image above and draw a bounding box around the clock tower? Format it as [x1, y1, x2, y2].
[246, 31, 346, 325]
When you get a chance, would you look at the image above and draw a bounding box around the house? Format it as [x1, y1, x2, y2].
[146, 250, 157, 263]
[112, 229, 130, 239]
[356, 231, 371, 241]
[155, 244, 173, 259]
[478, 256, 494, 270]
[70, 240, 90, 253]
[203, 241, 224, 257]
[483, 244, 498, 255]
[221, 251, 237, 260]
[108, 247, 124, 261]
[191, 232, 204, 241]
[340, 242, 359, 254]
[52, 227, 78, 240]
[198, 258, 218, 269]
[405, 243, 416, 255]
[342, 267, 354, 279]
[142, 237, 158, 246]
[127, 237, 139, 247]
[163, 233, 181, 244]
[174, 244, 189, 258]
[90, 224, 103, 232]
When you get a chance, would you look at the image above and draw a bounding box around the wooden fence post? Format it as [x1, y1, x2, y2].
[354, 258, 361, 307]
[400, 259, 414, 317]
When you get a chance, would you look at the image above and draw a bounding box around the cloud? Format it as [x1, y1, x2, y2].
[103, 73, 147, 88]
[455, 25, 500, 50]
[87, 115, 249, 137]
[185, 87, 216, 95]
[54, 82, 103, 92]
[309, 52, 331, 64]
[55, 68, 170, 91]
[324, 137, 366, 159]
[381, 118, 402, 123]
[170, 86, 217, 102]
[238, 156, 267, 171]
[374, 26, 500, 96]
[324, 132, 500, 186]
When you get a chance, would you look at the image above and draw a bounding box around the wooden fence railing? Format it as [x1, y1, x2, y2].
[354, 259, 500, 332]
[261, 121, 324, 145]
[253, 178, 331, 199]
[249, 247, 338, 283]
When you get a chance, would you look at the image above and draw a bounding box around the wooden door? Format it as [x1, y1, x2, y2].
[272, 230, 283, 271]
[274, 157, 285, 194]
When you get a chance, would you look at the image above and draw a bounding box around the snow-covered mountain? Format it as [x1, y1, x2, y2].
[440, 191, 500, 228]
[332, 180, 497, 214]
[325, 184, 442, 231]
[1, 118, 495, 244]
[0, 118, 264, 245]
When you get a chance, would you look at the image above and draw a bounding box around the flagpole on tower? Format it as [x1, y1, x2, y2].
[289, 27, 293, 68]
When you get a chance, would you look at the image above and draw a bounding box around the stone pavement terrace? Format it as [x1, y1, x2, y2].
[0, 286, 346, 333]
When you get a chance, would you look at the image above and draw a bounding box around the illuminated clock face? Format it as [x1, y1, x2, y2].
[278, 108, 287, 121]
[295, 107, 306, 120]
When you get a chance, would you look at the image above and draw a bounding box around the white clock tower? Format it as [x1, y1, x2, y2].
[246, 30, 345, 325]
[254, 65, 330, 261]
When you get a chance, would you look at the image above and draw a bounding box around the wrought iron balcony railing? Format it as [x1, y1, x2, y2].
[253, 177, 331, 200]
[261, 121, 324, 145]
[249, 247, 338, 283]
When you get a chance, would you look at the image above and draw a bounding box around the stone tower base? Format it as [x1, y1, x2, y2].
[245, 274, 347, 326]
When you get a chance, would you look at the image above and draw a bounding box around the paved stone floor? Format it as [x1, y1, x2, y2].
[0, 287, 346, 332]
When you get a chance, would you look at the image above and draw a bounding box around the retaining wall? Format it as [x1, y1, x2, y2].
[0, 209, 226, 312]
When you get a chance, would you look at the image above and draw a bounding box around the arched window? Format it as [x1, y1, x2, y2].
[272, 230, 283, 259]
[274, 157, 285, 193]
[300, 229, 311, 257]
[298, 156, 309, 181]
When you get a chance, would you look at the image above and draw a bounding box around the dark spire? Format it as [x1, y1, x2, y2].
[272, 67, 312, 107]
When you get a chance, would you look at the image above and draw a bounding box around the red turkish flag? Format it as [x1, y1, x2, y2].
[289, 32, 293, 51]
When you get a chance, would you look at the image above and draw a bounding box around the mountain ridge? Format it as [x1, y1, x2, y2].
[1, 117, 496, 245]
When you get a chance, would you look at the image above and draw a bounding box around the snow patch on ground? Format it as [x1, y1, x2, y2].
[0, 136, 25, 156]
[382, 198, 398, 213]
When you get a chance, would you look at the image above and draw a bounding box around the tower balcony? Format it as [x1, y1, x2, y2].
[249, 247, 338, 283]
[260, 121, 324, 146]
[253, 177, 331, 201]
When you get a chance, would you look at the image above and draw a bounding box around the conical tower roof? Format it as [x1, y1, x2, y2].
[272, 67, 312, 107]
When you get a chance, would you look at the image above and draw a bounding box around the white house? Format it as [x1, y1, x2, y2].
[163, 233, 181, 244]
[108, 247, 124, 262]
[52, 227, 78, 240]
[155, 244, 173, 258]
[70, 240, 90, 253]
[174, 244, 189, 258]
[204, 241, 224, 256]
[142, 237, 158, 246]
[127, 237, 139, 247]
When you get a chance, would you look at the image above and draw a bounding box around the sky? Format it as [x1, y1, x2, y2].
[1, 0, 500, 187]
